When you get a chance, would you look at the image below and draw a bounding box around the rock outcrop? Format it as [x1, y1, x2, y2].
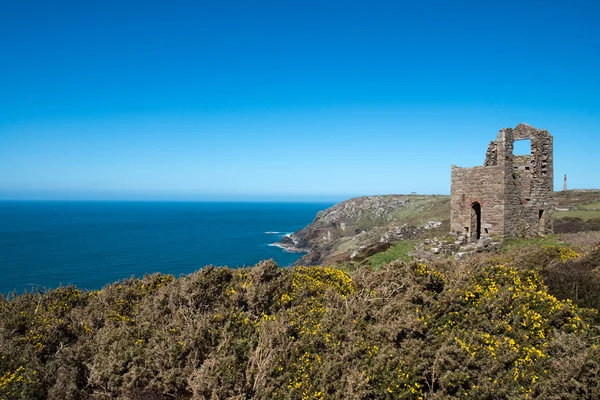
[277, 195, 450, 265]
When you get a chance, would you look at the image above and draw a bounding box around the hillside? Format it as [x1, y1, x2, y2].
[554, 189, 600, 209]
[277, 195, 451, 266]
[2, 245, 600, 399]
[279, 191, 600, 267]
[553, 190, 600, 235]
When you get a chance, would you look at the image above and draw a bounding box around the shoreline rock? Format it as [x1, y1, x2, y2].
[271, 234, 308, 253]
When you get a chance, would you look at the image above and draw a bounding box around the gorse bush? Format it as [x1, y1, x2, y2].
[1, 247, 600, 399]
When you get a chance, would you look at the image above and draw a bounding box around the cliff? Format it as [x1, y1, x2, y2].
[277, 194, 451, 266]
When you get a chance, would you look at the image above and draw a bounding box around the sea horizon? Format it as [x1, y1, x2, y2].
[0, 200, 334, 294]
[0, 192, 355, 203]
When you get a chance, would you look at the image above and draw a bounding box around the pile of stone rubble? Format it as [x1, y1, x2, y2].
[411, 233, 502, 262]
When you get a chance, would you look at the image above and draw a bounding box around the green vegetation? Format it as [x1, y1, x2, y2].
[554, 190, 600, 208]
[368, 239, 419, 267]
[579, 201, 600, 210]
[2, 245, 600, 399]
[388, 196, 450, 227]
[501, 235, 565, 252]
[347, 196, 450, 232]
[555, 209, 600, 220]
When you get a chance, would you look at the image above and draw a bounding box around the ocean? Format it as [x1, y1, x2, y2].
[0, 201, 333, 294]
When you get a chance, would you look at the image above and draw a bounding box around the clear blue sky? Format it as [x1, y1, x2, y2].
[1, 0, 598, 201]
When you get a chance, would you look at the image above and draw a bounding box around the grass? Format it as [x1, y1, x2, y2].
[329, 195, 450, 233]
[554, 209, 600, 220]
[388, 196, 450, 226]
[502, 234, 567, 253]
[368, 239, 419, 267]
[554, 190, 600, 207]
[580, 201, 600, 209]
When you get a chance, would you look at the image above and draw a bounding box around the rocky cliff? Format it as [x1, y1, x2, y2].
[277, 194, 451, 265]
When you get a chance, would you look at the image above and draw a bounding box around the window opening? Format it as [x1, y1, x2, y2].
[513, 139, 532, 155]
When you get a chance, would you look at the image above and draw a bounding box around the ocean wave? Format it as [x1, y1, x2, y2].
[265, 231, 293, 238]
[268, 242, 306, 253]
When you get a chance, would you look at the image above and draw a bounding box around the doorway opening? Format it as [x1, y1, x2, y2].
[471, 202, 482, 241]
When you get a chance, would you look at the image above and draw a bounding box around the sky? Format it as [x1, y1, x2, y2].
[1, 0, 599, 201]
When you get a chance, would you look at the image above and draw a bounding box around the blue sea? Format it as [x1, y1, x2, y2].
[0, 201, 333, 294]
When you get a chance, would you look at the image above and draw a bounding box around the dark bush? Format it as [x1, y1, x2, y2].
[554, 217, 600, 233]
[540, 247, 600, 314]
[2, 249, 600, 399]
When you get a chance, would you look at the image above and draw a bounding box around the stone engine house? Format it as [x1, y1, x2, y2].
[451, 124, 554, 241]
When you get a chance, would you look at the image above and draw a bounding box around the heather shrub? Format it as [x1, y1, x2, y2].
[1, 250, 600, 399]
[539, 247, 600, 313]
[554, 217, 600, 233]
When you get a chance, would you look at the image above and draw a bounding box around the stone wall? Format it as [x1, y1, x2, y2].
[450, 165, 506, 239]
[451, 124, 554, 241]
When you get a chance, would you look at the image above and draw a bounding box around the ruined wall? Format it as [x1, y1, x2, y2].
[503, 124, 554, 236]
[450, 165, 505, 239]
[451, 123, 554, 241]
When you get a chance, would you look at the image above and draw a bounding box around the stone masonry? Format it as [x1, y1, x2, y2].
[451, 124, 554, 241]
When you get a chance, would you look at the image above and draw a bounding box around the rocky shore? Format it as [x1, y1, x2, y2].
[270, 234, 307, 253]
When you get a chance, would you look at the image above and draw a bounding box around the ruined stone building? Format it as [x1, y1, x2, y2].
[451, 124, 554, 241]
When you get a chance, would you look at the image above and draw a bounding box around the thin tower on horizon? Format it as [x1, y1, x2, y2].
[564, 174, 568, 191]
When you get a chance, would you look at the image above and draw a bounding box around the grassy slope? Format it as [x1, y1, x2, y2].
[501, 235, 567, 252]
[580, 201, 600, 209]
[333, 195, 450, 233]
[554, 191, 600, 222]
[387, 195, 450, 227]
[368, 239, 420, 267]
[555, 209, 600, 220]
[302, 195, 450, 266]
[554, 190, 600, 208]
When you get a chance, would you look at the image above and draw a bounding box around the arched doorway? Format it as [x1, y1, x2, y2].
[538, 209, 546, 234]
[470, 202, 481, 241]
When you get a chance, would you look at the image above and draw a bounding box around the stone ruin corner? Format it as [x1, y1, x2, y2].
[450, 123, 554, 243]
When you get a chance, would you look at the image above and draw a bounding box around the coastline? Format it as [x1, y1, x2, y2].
[269, 233, 308, 253]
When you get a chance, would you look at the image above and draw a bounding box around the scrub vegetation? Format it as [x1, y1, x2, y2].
[2, 245, 600, 399]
